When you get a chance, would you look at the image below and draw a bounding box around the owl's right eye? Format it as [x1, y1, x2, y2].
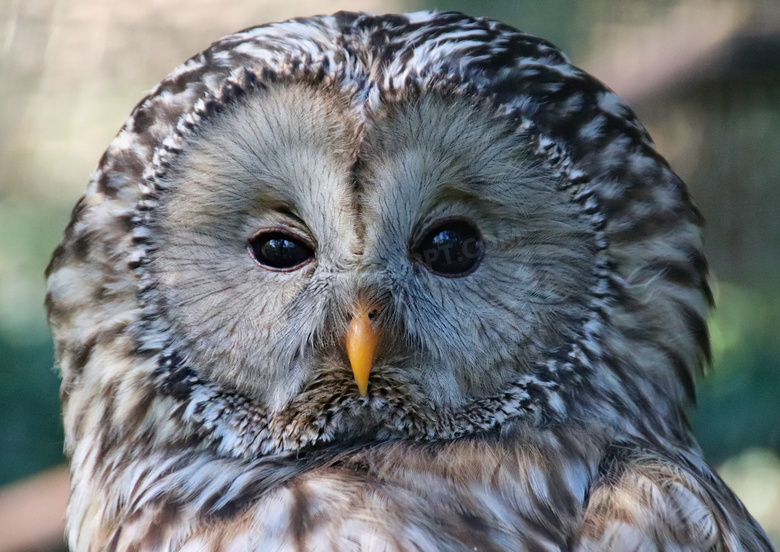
[247, 231, 314, 271]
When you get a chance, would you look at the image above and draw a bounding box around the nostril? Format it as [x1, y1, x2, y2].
[367, 309, 378, 321]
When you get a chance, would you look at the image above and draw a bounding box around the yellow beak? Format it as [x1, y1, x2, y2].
[345, 302, 380, 397]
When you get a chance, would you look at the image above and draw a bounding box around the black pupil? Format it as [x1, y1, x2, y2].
[249, 232, 313, 270]
[413, 220, 482, 276]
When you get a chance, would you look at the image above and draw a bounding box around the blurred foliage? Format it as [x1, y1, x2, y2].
[0, 334, 64, 487]
[0, 201, 70, 486]
[694, 284, 780, 465]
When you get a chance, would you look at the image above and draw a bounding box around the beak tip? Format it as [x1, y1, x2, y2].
[346, 303, 380, 399]
[350, 360, 372, 398]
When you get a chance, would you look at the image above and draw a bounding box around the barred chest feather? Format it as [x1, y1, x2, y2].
[71, 427, 596, 551]
[67, 418, 768, 551]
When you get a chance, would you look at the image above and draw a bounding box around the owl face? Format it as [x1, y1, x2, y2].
[149, 81, 598, 417]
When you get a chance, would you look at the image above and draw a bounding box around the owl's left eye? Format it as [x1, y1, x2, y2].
[411, 218, 484, 277]
[247, 231, 314, 271]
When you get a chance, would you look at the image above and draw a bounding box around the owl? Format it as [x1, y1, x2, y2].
[45, 10, 773, 552]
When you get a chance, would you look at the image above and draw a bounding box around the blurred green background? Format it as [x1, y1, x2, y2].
[1, 0, 778, 549]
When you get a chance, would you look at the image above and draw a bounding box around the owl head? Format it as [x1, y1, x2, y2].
[46, 11, 711, 460]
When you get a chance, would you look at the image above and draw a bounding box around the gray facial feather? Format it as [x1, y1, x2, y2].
[151, 82, 597, 413]
[153, 83, 362, 408]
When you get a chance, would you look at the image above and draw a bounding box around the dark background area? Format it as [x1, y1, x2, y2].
[1, 0, 778, 549]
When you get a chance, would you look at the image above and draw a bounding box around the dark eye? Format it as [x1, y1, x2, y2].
[411, 218, 483, 277]
[247, 231, 314, 271]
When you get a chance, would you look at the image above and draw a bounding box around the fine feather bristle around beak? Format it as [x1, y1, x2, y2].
[345, 301, 380, 397]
